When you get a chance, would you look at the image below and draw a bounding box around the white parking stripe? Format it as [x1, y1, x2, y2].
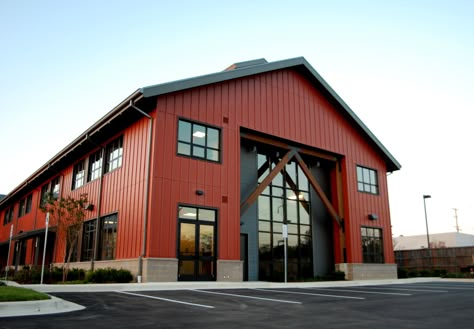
[116, 291, 215, 309]
[253, 288, 365, 300]
[309, 288, 412, 296]
[191, 289, 302, 304]
[407, 284, 474, 290]
[360, 286, 448, 293]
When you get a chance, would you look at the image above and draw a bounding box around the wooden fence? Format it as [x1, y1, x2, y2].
[394, 246, 474, 273]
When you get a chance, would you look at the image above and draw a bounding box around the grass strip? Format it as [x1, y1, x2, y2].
[0, 286, 50, 302]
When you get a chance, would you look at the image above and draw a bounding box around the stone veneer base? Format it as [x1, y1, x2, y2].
[335, 263, 397, 280]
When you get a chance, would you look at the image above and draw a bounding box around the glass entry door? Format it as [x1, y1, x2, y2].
[178, 206, 217, 281]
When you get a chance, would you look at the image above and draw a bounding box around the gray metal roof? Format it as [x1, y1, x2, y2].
[140, 57, 401, 172]
[1, 56, 400, 209]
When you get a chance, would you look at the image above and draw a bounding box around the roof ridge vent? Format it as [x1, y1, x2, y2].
[224, 58, 268, 71]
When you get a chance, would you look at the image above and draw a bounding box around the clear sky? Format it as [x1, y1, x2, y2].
[1, 0, 473, 237]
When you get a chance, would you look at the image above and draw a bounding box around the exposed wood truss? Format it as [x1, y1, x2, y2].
[240, 132, 344, 229]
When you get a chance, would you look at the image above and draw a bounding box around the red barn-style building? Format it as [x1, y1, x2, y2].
[0, 57, 401, 282]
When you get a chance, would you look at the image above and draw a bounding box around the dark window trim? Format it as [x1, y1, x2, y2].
[104, 136, 124, 174]
[361, 226, 384, 264]
[72, 159, 86, 190]
[3, 206, 14, 225]
[87, 149, 103, 183]
[356, 165, 379, 195]
[176, 117, 222, 164]
[98, 212, 119, 261]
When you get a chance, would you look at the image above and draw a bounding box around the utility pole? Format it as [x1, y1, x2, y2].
[453, 208, 460, 233]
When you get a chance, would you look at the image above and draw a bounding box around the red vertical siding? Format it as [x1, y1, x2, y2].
[148, 68, 394, 264]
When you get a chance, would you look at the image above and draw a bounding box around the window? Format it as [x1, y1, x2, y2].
[87, 150, 103, 182]
[105, 136, 123, 173]
[81, 220, 96, 261]
[39, 178, 60, 207]
[98, 214, 118, 260]
[72, 160, 85, 190]
[40, 184, 49, 207]
[257, 153, 312, 281]
[3, 207, 14, 225]
[356, 166, 378, 195]
[18, 199, 26, 217]
[177, 119, 220, 162]
[51, 177, 60, 200]
[361, 226, 384, 263]
[25, 194, 32, 214]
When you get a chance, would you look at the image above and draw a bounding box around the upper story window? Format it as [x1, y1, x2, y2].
[40, 184, 49, 207]
[87, 150, 103, 182]
[72, 160, 85, 190]
[51, 177, 60, 199]
[40, 178, 61, 207]
[25, 194, 32, 214]
[361, 226, 384, 263]
[3, 207, 14, 225]
[177, 119, 220, 162]
[18, 199, 26, 218]
[105, 136, 123, 173]
[356, 165, 378, 195]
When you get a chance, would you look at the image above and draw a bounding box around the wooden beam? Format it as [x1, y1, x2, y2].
[293, 152, 343, 227]
[241, 149, 296, 215]
[336, 159, 346, 262]
[241, 132, 337, 162]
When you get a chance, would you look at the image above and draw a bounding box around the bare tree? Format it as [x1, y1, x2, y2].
[41, 193, 88, 282]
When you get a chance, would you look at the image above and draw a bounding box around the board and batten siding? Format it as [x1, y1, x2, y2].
[149, 68, 394, 264]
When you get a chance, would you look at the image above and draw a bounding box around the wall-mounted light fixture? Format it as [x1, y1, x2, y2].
[196, 190, 204, 196]
[84, 204, 94, 211]
[368, 213, 378, 220]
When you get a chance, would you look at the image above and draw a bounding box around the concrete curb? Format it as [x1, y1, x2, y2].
[0, 295, 85, 318]
[22, 277, 443, 293]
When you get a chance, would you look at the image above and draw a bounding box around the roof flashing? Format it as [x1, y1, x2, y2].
[224, 58, 268, 71]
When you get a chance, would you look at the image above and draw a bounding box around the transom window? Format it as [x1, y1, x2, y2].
[177, 119, 220, 162]
[361, 226, 384, 263]
[105, 136, 123, 173]
[356, 166, 378, 195]
[72, 160, 85, 190]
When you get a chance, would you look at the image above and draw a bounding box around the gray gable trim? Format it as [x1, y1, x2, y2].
[141, 57, 401, 172]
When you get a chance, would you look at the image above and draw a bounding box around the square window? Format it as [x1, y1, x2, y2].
[177, 119, 221, 162]
[356, 165, 379, 195]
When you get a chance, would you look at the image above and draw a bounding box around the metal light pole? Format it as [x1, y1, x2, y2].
[423, 195, 431, 269]
[423, 195, 431, 249]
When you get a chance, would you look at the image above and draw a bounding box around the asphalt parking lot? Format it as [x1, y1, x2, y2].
[1, 281, 473, 329]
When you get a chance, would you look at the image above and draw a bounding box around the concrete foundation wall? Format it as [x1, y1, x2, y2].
[143, 258, 178, 282]
[336, 263, 397, 280]
[217, 260, 243, 282]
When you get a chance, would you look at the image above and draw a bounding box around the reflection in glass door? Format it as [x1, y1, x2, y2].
[178, 206, 217, 281]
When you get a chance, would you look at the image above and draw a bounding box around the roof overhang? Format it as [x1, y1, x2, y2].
[1, 57, 400, 210]
[141, 57, 401, 172]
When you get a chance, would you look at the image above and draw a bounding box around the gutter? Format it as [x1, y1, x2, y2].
[129, 100, 153, 282]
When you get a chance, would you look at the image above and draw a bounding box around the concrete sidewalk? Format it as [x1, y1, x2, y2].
[0, 277, 444, 318]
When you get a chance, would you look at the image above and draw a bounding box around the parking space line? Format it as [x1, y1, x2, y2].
[407, 284, 474, 290]
[309, 288, 412, 296]
[360, 287, 448, 293]
[253, 288, 365, 300]
[191, 289, 302, 304]
[116, 291, 215, 309]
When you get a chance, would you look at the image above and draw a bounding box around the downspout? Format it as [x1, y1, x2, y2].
[130, 100, 153, 282]
[85, 134, 105, 272]
[92, 146, 105, 272]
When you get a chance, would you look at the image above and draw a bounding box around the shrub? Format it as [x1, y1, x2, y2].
[397, 268, 408, 278]
[86, 268, 133, 283]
